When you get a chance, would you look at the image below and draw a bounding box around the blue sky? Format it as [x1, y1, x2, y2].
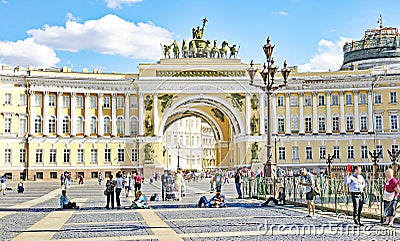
[0, 0, 398, 73]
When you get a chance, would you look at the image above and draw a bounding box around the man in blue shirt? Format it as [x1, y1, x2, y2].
[344, 165, 366, 226]
[300, 168, 316, 219]
[60, 190, 78, 209]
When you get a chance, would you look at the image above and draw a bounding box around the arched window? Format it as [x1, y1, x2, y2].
[49, 116, 56, 133]
[117, 116, 124, 135]
[90, 116, 97, 134]
[104, 116, 111, 134]
[130, 116, 138, 135]
[62, 116, 70, 134]
[76, 116, 84, 134]
[34, 115, 42, 133]
[291, 114, 298, 131]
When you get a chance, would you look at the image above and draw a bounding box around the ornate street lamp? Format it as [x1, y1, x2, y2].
[369, 149, 382, 179]
[326, 154, 334, 179]
[387, 149, 400, 176]
[247, 36, 291, 177]
[176, 143, 181, 169]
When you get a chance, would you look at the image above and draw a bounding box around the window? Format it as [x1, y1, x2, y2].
[130, 96, 138, 109]
[390, 92, 397, 104]
[318, 95, 325, 106]
[291, 115, 298, 131]
[49, 149, 56, 163]
[130, 117, 138, 134]
[76, 96, 83, 108]
[34, 116, 42, 133]
[104, 117, 111, 134]
[345, 94, 352, 105]
[50, 172, 58, 179]
[290, 95, 298, 106]
[117, 117, 124, 134]
[376, 145, 383, 158]
[34, 94, 42, 107]
[304, 95, 312, 106]
[90, 96, 97, 108]
[19, 149, 26, 163]
[4, 149, 11, 163]
[4, 117, 11, 133]
[361, 145, 368, 159]
[117, 97, 124, 109]
[91, 149, 98, 163]
[90, 116, 97, 134]
[185, 135, 189, 145]
[77, 149, 84, 163]
[104, 96, 110, 108]
[62, 96, 70, 108]
[19, 94, 26, 106]
[332, 115, 339, 131]
[374, 93, 382, 104]
[77, 116, 83, 134]
[277, 96, 284, 107]
[49, 116, 56, 133]
[318, 116, 326, 131]
[292, 146, 299, 160]
[360, 93, 367, 104]
[19, 117, 27, 134]
[347, 146, 354, 159]
[4, 93, 11, 105]
[278, 147, 285, 160]
[375, 115, 383, 130]
[306, 147, 312, 160]
[332, 94, 339, 106]
[36, 149, 43, 163]
[132, 149, 138, 162]
[319, 146, 326, 160]
[360, 115, 367, 131]
[305, 116, 312, 132]
[390, 114, 398, 130]
[63, 149, 70, 163]
[333, 146, 340, 159]
[104, 149, 111, 162]
[346, 115, 353, 131]
[278, 117, 285, 132]
[391, 145, 399, 156]
[49, 95, 56, 107]
[118, 149, 125, 162]
[62, 116, 70, 134]
[36, 172, 43, 179]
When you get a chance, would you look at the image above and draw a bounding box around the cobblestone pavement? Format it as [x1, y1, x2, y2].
[0, 178, 398, 241]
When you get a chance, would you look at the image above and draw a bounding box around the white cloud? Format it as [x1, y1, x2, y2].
[278, 11, 288, 16]
[104, 0, 143, 9]
[66, 12, 81, 22]
[0, 38, 60, 68]
[298, 36, 352, 72]
[27, 14, 173, 60]
[1, 0, 8, 4]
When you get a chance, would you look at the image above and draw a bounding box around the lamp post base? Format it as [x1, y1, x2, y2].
[264, 162, 277, 178]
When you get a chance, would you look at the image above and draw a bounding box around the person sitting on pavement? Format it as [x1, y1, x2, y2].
[261, 187, 286, 207]
[60, 189, 79, 209]
[198, 192, 226, 208]
[127, 190, 149, 209]
[17, 181, 24, 193]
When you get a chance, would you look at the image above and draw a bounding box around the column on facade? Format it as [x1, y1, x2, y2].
[326, 91, 332, 134]
[111, 93, 117, 136]
[43, 91, 49, 136]
[285, 93, 291, 135]
[84, 93, 90, 137]
[70, 92, 76, 136]
[245, 93, 251, 135]
[259, 93, 265, 135]
[153, 93, 159, 136]
[271, 93, 277, 135]
[353, 90, 360, 133]
[124, 93, 130, 136]
[29, 91, 35, 135]
[98, 93, 104, 136]
[312, 91, 318, 134]
[339, 91, 346, 134]
[367, 90, 374, 133]
[138, 93, 145, 136]
[57, 92, 63, 136]
[299, 93, 304, 134]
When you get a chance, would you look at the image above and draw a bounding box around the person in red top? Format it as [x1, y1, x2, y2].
[383, 168, 399, 226]
[134, 172, 143, 193]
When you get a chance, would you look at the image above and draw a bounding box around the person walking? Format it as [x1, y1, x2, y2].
[60, 174, 65, 188]
[215, 169, 223, 193]
[161, 170, 168, 201]
[105, 174, 115, 209]
[134, 172, 143, 193]
[344, 165, 366, 226]
[234, 169, 243, 199]
[64, 172, 70, 190]
[98, 173, 103, 185]
[383, 168, 399, 227]
[175, 169, 184, 201]
[300, 168, 316, 219]
[115, 172, 124, 208]
[124, 174, 130, 198]
[1, 175, 6, 195]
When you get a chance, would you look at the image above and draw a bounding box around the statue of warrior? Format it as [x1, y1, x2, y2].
[182, 40, 188, 58]
[172, 40, 180, 58]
